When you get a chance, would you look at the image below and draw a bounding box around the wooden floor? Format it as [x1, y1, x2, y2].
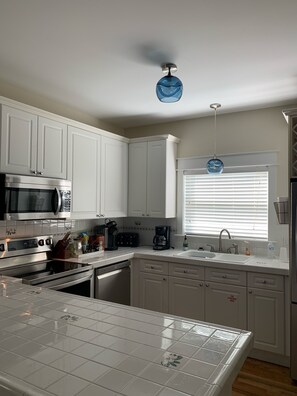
[232, 358, 297, 395]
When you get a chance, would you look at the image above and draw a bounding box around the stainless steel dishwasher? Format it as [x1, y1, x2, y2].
[95, 261, 130, 305]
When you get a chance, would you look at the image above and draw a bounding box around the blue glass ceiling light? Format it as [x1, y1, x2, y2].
[207, 103, 224, 174]
[156, 63, 183, 103]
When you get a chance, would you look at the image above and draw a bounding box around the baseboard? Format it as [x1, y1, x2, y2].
[249, 348, 290, 367]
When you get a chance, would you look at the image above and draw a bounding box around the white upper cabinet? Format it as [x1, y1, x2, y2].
[1, 105, 38, 175]
[1, 105, 67, 178]
[68, 127, 129, 219]
[128, 136, 178, 218]
[37, 116, 67, 178]
[101, 136, 128, 218]
[67, 126, 101, 219]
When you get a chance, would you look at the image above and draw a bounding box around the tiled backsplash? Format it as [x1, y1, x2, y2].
[0, 217, 289, 258]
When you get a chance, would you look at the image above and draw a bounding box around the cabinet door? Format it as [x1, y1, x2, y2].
[0, 105, 37, 175]
[139, 272, 168, 313]
[147, 140, 166, 217]
[205, 282, 247, 329]
[67, 126, 100, 219]
[101, 137, 128, 218]
[248, 288, 284, 354]
[169, 277, 204, 321]
[128, 142, 147, 217]
[37, 117, 67, 179]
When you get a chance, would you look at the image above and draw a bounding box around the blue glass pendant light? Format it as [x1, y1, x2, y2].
[156, 63, 183, 103]
[207, 103, 224, 174]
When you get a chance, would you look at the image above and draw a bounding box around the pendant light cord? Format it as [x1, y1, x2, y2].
[214, 107, 217, 159]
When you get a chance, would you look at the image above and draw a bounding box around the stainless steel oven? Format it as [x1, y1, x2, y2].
[0, 236, 94, 298]
[0, 174, 71, 220]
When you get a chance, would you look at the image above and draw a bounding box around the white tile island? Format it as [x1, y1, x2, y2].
[0, 277, 252, 396]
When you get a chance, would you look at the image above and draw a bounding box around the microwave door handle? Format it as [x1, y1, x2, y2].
[53, 188, 62, 215]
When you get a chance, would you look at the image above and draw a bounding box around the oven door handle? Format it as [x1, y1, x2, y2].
[53, 187, 62, 215]
[49, 273, 93, 290]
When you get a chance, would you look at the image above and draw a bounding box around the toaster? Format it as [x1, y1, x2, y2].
[116, 232, 139, 247]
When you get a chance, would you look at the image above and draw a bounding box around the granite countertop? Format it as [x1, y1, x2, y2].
[0, 277, 252, 396]
[69, 247, 289, 276]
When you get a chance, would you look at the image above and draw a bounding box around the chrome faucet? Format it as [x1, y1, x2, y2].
[218, 229, 231, 252]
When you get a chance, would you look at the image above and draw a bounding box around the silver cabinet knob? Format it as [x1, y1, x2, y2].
[183, 270, 188, 273]
[31, 170, 37, 174]
[163, 278, 166, 281]
[205, 283, 209, 287]
[199, 283, 204, 287]
[37, 171, 43, 175]
[248, 290, 252, 294]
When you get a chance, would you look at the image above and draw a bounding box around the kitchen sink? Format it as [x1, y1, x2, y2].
[176, 250, 252, 263]
[177, 250, 216, 259]
[214, 253, 252, 263]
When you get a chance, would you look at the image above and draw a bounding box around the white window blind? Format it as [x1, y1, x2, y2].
[184, 171, 268, 240]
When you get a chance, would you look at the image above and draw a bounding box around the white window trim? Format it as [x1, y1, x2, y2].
[176, 151, 278, 241]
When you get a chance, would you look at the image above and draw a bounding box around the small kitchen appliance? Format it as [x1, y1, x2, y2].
[153, 225, 170, 250]
[116, 232, 139, 247]
[95, 220, 118, 251]
[0, 173, 71, 220]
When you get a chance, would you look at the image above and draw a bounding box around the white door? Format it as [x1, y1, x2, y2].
[169, 277, 204, 321]
[37, 117, 67, 178]
[147, 140, 166, 217]
[0, 105, 37, 175]
[101, 137, 128, 218]
[248, 288, 284, 354]
[205, 282, 247, 329]
[67, 126, 101, 219]
[128, 142, 147, 217]
[139, 272, 168, 313]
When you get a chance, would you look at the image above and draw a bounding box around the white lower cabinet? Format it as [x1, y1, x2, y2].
[204, 267, 247, 330]
[139, 272, 168, 313]
[169, 277, 204, 320]
[247, 272, 285, 355]
[205, 282, 247, 329]
[132, 259, 287, 360]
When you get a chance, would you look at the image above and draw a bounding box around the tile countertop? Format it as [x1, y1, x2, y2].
[70, 247, 289, 276]
[0, 277, 252, 396]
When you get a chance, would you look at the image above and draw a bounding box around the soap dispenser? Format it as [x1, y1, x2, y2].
[183, 234, 188, 251]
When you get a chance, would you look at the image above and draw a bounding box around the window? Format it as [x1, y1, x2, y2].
[183, 171, 269, 240]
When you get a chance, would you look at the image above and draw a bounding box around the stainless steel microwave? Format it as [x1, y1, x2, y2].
[0, 174, 71, 220]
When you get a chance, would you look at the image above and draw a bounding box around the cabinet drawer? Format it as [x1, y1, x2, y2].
[248, 272, 284, 291]
[139, 260, 168, 275]
[169, 263, 204, 279]
[205, 267, 246, 286]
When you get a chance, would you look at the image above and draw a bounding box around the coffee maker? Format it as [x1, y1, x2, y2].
[153, 226, 170, 250]
[95, 220, 118, 251]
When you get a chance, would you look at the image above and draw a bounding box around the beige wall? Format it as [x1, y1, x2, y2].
[125, 106, 292, 196]
[0, 79, 124, 136]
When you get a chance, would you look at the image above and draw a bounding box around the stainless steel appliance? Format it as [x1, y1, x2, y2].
[0, 236, 94, 297]
[95, 261, 130, 305]
[290, 180, 297, 379]
[0, 174, 71, 220]
[153, 225, 170, 250]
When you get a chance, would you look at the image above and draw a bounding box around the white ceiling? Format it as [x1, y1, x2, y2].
[1, 0, 297, 128]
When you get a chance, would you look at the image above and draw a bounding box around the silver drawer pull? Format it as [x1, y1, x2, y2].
[262, 280, 267, 284]
[222, 275, 227, 279]
[183, 270, 188, 273]
[150, 266, 154, 269]
[199, 283, 204, 287]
